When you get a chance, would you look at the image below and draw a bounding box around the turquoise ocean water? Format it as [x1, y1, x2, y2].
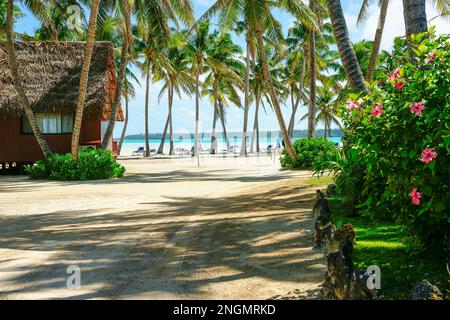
[119, 136, 342, 156]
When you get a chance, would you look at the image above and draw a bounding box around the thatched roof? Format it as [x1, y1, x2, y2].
[0, 41, 123, 120]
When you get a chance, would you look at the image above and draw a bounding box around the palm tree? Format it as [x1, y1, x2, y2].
[5, 0, 51, 158]
[156, 35, 193, 155]
[32, 0, 86, 41]
[136, 37, 172, 157]
[101, 0, 132, 150]
[204, 30, 244, 154]
[71, 0, 101, 161]
[1, 0, 24, 40]
[314, 78, 342, 137]
[234, 21, 253, 156]
[327, 0, 366, 92]
[358, 0, 389, 82]
[102, 0, 194, 151]
[118, 65, 139, 155]
[186, 22, 210, 159]
[285, 22, 307, 138]
[403, 0, 428, 40]
[199, 0, 320, 162]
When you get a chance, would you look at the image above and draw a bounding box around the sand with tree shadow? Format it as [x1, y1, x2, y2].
[0, 156, 326, 299]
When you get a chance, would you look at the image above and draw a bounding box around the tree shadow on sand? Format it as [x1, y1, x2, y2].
[0, 182, 326, 299]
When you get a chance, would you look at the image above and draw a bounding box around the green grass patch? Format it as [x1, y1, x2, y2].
[331, 213, 449, 299]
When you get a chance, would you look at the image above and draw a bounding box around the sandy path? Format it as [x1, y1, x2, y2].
[0, 156, 325, 299]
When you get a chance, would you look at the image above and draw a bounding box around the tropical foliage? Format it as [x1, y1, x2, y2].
[338, 29, 449, 254]
[25, 148, 125, 180]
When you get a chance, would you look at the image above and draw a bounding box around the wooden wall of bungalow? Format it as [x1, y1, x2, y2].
[0, 41, 123, 174]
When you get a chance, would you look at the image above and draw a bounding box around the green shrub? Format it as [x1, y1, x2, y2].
[25, 148, 125, 181]
[313, 147, 366, 215]
[280, 137, 339, 169]
[341, 29, 450, 255]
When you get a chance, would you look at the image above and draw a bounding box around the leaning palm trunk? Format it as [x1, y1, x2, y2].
[168, 78, 175, 155]
[255, 24, 297, 162]
[288, 47, 306, 138]
[118, 95, 129, 155]
[403, 0, 428, 61]
[249, 88, 261, 153]
[327, 0, 367, 92]
[157, 114, 170, 154]
[240, 43, 251, 156]
[218, 101, 230, 151]
[366, 0, 389, 81]
[308, 18, 317, 138]
[144, 66, 151, 157]
[6, 0, 51, 158]
[71, 0, 101, 161]
[101, 1, 131, 150]
[194, 59, 201, 164]
[210, 81, 219, 154]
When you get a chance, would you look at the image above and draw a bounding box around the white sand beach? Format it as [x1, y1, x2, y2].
[0, 156, 326, 300]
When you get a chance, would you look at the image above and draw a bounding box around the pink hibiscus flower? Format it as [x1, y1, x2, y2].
[425, 51, 436, 63]
[371, 105, 384, 118]
[346, 98, 360, 110]
[410, 188, 422, 206]
[410, 102, 425, 115]
[395, 81, 404, 89]
[421, 148, 437, 164]
[390, 68, 401, 81]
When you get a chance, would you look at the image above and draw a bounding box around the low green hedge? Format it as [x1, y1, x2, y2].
[280, 137, 339, 169]
[25, 148, 125, 181]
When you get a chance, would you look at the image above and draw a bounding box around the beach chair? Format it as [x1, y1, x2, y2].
[132, 146, 145, 156]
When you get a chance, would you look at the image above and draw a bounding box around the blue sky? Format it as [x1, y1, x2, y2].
[14, 0, 450, 137]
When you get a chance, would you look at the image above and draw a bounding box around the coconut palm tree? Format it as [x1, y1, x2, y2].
[5, 0, 52, 158]
[203, 30, 244, 154]
[327, 0, 366, 93]
[156, 34, 194, 155]
[1, 0, 24, 40]
[102, 0, 194, 151]
[357, 0, 389, 82]
[71, 0, 101, 161]
[314, 78, 342, 137]
[300, 77, 342, 138]
[136, 36, 173, 157]
[118, 64, 139, 155]
[199, 0, 320, 162]
[186, 22, 211, 159]
[32, 0, 87, 41]
[100, 0, 132, 150]
[285, 22, 307, 138]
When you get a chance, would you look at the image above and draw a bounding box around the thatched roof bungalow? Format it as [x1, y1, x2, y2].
[0, 41, 124, 168]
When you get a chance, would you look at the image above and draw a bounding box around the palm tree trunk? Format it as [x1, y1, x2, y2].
[218, 101, 230, 151]
[144, 65, 151, 157]
[308, 16, 317, 138]
[118, 94, 129, 155]
[366, 0, 389, 82]
[249, 87, 261, 153]
[255, 24, 297, 162]
[240, 42, 251, 156]
[157, 113, 170, 154]
[327, 0, 367, 92]
[6, 0, 51, 158]
[288, 48, 306, 138]
[210, 83, 219, 154]
[101, 0, 130, 150]
[71, 0, 101, 161]
[403, 0, 428, 61]
[168, 78, 175, 155]
[194, 60, 200, 163]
